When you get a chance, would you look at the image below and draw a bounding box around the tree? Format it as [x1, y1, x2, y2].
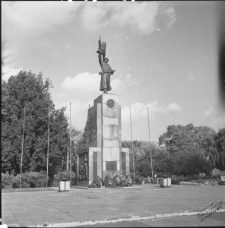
[69, 127, 85, 174]
[158, 124, 218, 165]
[158, 123, 220, 175]
[1, 70, 69, 176]
[122, 140, 167, 177]
[122, 140, 149, 175]
[216, 128, 225, 170]
[151, 147, 174, 176]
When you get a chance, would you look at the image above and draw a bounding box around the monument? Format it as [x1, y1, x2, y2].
[76, 37, 129, 187]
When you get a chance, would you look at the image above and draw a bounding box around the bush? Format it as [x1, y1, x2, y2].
[88, 176, 102, 188]
[53, 171, 75, 186]
[90, 174, 133, 188]
[211, 168, 221, 177]
[11, 172, 49, 188]
[126, 175, 132, 186]
[195, 179, 206, 184]
[13, 174, 30, 188]
[104, 175, 114, 187]
[171, 178, 181, 185]
[28, 172, 47, 188]
[1, 172, 14, 189]
[171, 176, 193, 185]
[113, 175, 122, 185]
[103, 174, 132, 187]
[130, 173, 145, 184]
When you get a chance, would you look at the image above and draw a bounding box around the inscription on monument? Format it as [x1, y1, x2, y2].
[106, 161, 117, 171]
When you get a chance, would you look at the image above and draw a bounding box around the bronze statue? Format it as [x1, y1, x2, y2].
[97, 36, 115, 93]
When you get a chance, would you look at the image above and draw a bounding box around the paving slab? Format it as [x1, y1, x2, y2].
[2, 184, 225, 227]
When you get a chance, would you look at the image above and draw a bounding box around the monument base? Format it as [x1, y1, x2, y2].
[76, 93, 129, 187]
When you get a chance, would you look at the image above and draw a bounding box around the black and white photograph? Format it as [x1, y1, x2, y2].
[1, 1, 225, 227]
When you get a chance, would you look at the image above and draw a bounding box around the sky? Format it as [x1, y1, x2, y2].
[2, 1, 225, 143]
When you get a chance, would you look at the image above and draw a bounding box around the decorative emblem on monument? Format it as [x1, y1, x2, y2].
[107, 99, 115, 108]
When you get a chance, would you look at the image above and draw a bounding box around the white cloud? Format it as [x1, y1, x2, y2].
[122, 101, 182, 122]
[167, 103, 182, 112]
[160, 5, 177, 29]
[110, 2, 159, 34]
[61, 72, 122, 92]
[1, 66, 23, 81]
[210, 115, 225, 131]
[111, 78, 122, 90]
[80, 2, 176, 34]
[55, 100, 90, 130]
[81, 3, 108, 31]
[203, 106, 225, 131]
[125, 74, 143, 86]
[62, 72, 99, 92]
[2, 2, 176, 37]
[204, 106, 214, 118]
[2, 2, 81, 32]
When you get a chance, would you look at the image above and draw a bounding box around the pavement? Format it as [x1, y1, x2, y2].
[2, 184, 225, 227]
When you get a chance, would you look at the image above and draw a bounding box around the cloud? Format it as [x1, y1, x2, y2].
[55, 99, 90, 130]
[203, 106, 225, 131]
[210, 115, 225, 131]
[80, 2, 176, 34]
[204, 106, 214, 118]
[61, 72, 122, 92]
[2, 2, 176, 37]
[2, 2, 81, 32]
[160, 5, 176, 29]
[167, 103, 182, 112]
[111, 78, 122, 90]
[1, 66, 23, 81]
[80, 3, 108, 31]
[122, 101, 182, 122]
[125, 74, 143, 86]
[110, 2, 159, 34]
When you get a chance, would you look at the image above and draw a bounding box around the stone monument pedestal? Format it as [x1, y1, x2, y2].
[76, 93, 129, 187]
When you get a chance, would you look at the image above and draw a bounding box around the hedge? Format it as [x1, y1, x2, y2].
[1, 171, 48, 189]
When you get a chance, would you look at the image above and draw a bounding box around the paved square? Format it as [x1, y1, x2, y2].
[2, 184, 225, 227]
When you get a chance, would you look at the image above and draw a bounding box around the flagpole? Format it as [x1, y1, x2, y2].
[147, 107, 154, 180]
[70, 102, 72, 185]
[46, 107, 50, 187]
[129, 106, 135, 185]
[20, 102, 26, 189]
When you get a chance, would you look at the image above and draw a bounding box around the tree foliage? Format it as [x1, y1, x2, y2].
[215, 128, 225, 170]
[1, 70, 69, 177]
[122, 125, 224, 178]
[158, 124, 219, 168]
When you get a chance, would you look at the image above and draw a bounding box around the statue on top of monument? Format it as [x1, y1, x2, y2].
[97, 36, 115, 93]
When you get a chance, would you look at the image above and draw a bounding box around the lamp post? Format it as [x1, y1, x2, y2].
[147, 107, 154, 180]
[46, 107, 50, 187]
[70, 102, 72, 185]
[20, 102, 26, 189]
[129, 106, 135, 185]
